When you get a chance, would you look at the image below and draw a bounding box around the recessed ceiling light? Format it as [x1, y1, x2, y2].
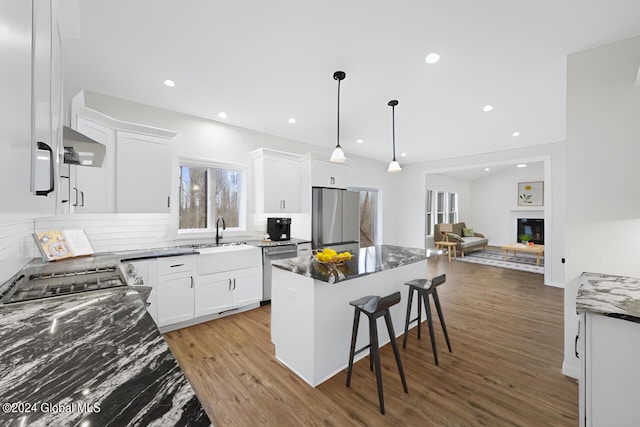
[400, 152, 407, 157]
[425, 53, 440, 64]
[163, 80, 175, 87]
[218, 112, 227, 119]
[483, 105, 494, 112]
[517, 164, 527, 168]
[485, 168, 490, 172]
[512, 131, 520, 137]
[288, 118, 296, 124]
[356, 139, 363, 144]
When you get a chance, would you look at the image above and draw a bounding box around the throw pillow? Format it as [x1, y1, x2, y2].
[447, 232, 464, 243]
[463, 228, 474, 237]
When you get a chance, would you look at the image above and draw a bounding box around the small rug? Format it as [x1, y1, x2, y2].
[455, 249, 544, 274]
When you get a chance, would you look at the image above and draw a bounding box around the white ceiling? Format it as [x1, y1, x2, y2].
[60, 0, 640, 166]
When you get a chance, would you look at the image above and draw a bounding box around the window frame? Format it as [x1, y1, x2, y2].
[174, 156, 247, 238]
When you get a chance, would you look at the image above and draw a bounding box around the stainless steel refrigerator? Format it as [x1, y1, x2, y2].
[312, 187, 360, 249]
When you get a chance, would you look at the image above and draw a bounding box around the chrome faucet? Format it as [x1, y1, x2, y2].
[215, 216, 226, 245]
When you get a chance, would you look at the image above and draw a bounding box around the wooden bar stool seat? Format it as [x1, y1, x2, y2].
[402, 274, 452, 365]
[346, 291, 408, 414]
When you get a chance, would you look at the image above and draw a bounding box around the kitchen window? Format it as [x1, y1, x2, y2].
[178, 161, 245, 232]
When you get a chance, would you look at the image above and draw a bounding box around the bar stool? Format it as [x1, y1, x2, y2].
[346, 291, 408, 414]
[402, 274, 452, 365]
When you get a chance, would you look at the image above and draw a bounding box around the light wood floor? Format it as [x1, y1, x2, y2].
[164, 256, 578, 426]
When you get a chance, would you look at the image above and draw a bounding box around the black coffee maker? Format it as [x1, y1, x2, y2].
[267, 217, 291, 241]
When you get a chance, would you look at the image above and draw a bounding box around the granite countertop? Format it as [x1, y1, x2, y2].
[576, 272, 640, 322]
[244, 237, 312, 247]
[0, 287, 211, 426]
[272, 244, 428, 284]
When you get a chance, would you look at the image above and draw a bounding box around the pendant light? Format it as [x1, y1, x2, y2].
[387, 99, 402, 172]
[330, 71, 347, 163]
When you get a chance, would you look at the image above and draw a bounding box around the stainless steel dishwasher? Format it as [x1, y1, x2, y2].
[261, 243, 298, 304]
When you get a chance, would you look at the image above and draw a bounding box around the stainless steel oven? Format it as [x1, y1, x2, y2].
[261, 243, 298, 304]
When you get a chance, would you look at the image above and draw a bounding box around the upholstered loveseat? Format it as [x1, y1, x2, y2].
[434, 222, 488, 258]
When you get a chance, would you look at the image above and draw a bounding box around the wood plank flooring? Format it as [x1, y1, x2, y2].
[164, 256, 578, 426]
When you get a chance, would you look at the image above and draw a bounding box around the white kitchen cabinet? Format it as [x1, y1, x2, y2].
[116, 130, 171, 213]
[195, 273, 234, 316]
[66, 117, 116, 213]
[308, 159, 347, 188]
[251, 148, 301, 213]
[156, 256, 196, 327]
[195, 245, 263, 317]
[579, 312, 640, 426]
[194, 267, 262, 317]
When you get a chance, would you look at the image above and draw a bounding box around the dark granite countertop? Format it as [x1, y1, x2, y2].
[244, 238, 312, 247]
[117, 247, 198, 261]
[0, 286, 211, 426]
[272, 244, 428, 284]
[576, 272, 640, 322]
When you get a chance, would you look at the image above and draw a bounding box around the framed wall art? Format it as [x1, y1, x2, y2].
[518, 181, 543, 206]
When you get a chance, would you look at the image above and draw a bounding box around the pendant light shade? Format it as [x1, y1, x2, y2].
[330, 71, 347, 163]
[387, 99, 402, 172]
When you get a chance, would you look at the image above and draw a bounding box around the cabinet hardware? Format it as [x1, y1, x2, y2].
[233, 278, 236, 290]
[167, 196, 171, 208]
[280, 200, 285, 209]
[228, 278, 232, 291]
[35, 142, 55, 196]
[80, 191, 85, 207]
[60, 175, 70, 203]
[330, 176, 335, 185]
[170, 263, 184, 268]
[575, 320, 581, 359]
[72, 187, 79, 207]
[190, 276, 194, 288]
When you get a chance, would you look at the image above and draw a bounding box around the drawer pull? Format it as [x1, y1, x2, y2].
[170, 263, 184, 268]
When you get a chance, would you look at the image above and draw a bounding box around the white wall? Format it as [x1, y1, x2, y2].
[563, 36, 640, 379]
[470, 162, 544, 246]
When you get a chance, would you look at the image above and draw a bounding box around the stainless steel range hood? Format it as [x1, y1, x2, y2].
[63, 126, 106, 167]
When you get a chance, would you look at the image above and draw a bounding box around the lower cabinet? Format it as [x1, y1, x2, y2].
[195, 267, 262, 317]
[155, 256, 197, 328]
[579, 312, 640, 426]
[147, 248, 263, 330]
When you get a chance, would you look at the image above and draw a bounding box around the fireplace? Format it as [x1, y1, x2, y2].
[517, 218, 544, 244]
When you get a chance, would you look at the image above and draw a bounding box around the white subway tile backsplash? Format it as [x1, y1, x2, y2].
[0, 218, 35, 284]
[33, 214, 172, 253]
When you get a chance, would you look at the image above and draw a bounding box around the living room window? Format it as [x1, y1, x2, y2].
[426, 189, 458, 236]
[178, 161, 245, 232]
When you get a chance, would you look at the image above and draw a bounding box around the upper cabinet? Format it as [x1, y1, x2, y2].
[116, 131, 171, 213]
[67, 91, 176, 213]
[251, 148, 302, 213]
[306, 158, 347, 189]
[0, 0, 61, 214]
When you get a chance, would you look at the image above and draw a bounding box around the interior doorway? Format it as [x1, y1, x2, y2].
[352, 188, 379, 248]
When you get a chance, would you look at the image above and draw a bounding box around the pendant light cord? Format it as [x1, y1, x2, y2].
[336, 78, 341, 148]
[391, 103, 396, 161]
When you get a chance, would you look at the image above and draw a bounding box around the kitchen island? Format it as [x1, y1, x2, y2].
[271, 245, 429, 387]
[0, 286, 211, 426]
